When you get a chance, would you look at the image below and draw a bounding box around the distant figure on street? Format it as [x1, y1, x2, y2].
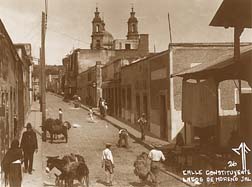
[148, 145, 165, 187]
[100, 99, 108, 118]
[118, 128, 129, 148]
[88, 107, 94, 122]
[20, 123, 38, 174]
[137, 113, 148, 141]
[58, 108, 63, 122]
[102, 143, 114, 186]
[1, 139, 23, 187]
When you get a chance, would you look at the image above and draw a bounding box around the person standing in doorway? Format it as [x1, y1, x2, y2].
[20, 123, 38, 174]
[58, 108, 63, 122]
[137, 113, 148, 141]
[102, 143, 114, 186]
[1, 139, 23, 187]
[148, 145, 165, 187]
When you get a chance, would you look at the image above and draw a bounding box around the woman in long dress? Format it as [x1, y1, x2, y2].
[1, 139, 23, 187]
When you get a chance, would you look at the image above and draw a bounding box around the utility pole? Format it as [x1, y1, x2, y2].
[39, 48, 42, 112]
[41, 11, 47, 141]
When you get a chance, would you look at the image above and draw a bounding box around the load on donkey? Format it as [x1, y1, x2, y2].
[46, 153, 89, 187]
[133, 152, 151, 183]
[42, 118, 71, 143]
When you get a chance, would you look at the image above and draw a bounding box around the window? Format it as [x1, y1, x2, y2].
[96, 25, 100, 32]
[132, 24, 136, 32]
[125, 44, 131, 50]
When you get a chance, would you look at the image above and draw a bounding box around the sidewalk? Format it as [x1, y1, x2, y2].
[22, 101, 43, 187]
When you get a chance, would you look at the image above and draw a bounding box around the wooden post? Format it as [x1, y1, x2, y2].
[41, 12, 46, 141]
[234, 27, 244, 136]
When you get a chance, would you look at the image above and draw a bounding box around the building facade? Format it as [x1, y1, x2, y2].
[0, 20, 31, 168]
[15, 43, 33, 121]
[170, 43, 252, 145]
[77, 61, 102, 107]
[100, 43, 252, 145]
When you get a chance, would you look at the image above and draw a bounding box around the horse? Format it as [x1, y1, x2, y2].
[46, 155, 89, 187]
[42, 118, 71, 143]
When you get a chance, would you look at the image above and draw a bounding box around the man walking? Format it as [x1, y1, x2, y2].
[137, 113, 147, 141]
[148, 144, 165, 187]
[102, 143, 114, 186]
[20, 123, 38, 174]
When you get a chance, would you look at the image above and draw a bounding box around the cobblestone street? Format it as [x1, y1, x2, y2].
[42, 93, 187, 187]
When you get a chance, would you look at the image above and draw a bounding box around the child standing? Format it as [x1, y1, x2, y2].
[59, 108, 63, 122]
[88, 107, 94, 122]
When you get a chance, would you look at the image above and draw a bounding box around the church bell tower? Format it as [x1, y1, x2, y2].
[127, 7, 139, 40]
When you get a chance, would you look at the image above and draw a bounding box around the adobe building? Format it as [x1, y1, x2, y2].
[102, 57, 139, 117]
[63, 7, 150, 102]
[102, 43, 252, 145]
[0, 20, 31, 169]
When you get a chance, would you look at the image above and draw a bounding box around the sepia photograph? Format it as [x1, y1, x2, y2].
[0, 0, 252, 186]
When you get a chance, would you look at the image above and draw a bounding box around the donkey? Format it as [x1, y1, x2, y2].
[46, 155, 89, 187]
[42, 118, 71, 143]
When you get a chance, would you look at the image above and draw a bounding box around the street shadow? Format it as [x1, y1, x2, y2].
[129, 181, 151, 187]
[96, 179, 108, 186]
[45, 140, 67, 144]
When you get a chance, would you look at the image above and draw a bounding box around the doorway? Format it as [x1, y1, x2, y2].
[160, 95, 168, 139]
[136, 94, 140, 120]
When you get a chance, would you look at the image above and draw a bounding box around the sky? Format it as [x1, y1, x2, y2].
[0, 0, 251, 65]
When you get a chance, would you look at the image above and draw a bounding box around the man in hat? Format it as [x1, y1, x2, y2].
[20, 123, 38, 174]
[102, 143, 114, 186]
[137, 113, 148, 141]
[148, 144, 165, 187]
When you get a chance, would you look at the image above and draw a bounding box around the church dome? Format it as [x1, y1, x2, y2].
[103, 30, 114, 47]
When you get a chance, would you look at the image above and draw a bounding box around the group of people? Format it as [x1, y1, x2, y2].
[1, 123, 38, 187]
[102, 139, 166, 187]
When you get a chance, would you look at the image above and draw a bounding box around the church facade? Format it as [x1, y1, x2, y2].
[63, 7, 150, 104]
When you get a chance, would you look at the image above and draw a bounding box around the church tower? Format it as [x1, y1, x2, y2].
[91, 7, 114, 50]
[127, 7, 139, 40]
[91, 7, 105, 49]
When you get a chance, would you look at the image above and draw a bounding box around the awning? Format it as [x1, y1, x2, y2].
[210, 0, 252, 28]
[172, 46, 252, 82]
